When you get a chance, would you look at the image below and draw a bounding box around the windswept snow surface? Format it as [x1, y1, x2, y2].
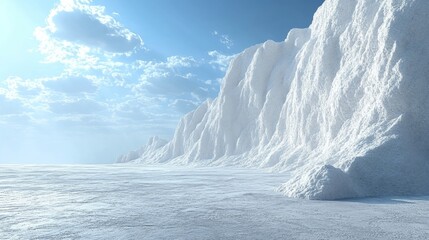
[121, 0, 429, 199]
[1, 165, 429, 240]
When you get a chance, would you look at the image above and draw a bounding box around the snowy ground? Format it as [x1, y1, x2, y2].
[0, 165, 428, 240]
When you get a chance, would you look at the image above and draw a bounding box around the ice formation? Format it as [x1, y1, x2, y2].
[120, 0, 429, 199]
[117, 136, 167, 163]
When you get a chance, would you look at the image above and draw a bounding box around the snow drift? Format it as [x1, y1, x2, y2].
[120, 0, 429, 200]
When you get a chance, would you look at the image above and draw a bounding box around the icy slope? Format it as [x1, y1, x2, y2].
[117, 137, 167, 163]
[121, 0, 429, 199]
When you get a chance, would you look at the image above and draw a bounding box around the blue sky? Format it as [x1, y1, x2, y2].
[0, 0, 323, 164]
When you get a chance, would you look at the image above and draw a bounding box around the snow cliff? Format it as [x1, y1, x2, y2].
[120, 0, 429, 200]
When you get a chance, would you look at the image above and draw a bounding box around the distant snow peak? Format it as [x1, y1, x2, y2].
[120, 0, 429, 200]
[117, 136, 167, 163]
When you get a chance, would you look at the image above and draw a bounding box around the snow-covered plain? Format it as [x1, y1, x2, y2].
[1, 165, 428, 240]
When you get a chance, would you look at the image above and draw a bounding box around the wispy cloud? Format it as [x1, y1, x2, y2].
[2, 77, 41, 99]
[134, 56, 197, 82]
[207, 50, 236, 72]
[212, 30, 234, 49]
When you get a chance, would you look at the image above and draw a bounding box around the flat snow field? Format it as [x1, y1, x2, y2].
[0, 165, 428, 240]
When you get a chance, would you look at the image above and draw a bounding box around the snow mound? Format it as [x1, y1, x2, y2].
[278, 165, 361, 200]
[121, 0, 429, 199]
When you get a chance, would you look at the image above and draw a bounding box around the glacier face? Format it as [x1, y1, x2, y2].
[120, 0, 429, 200]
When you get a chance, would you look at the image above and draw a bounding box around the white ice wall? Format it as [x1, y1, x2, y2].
[120, 0, 429, 199]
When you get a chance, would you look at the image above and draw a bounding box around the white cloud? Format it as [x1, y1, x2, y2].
[219, 35, 233, 49]
[34, 0, 143, 66]
[134, 56, 197, 82]
[208, 50, 236, 72]
[0, 77, 50, 120]
[212, 30, 234, 49]
[166, 56, 197, 68]
[2, 77, 42, 99]
[130, 54, 224, 108]
[0, 50, 225, 129]
[177, 73, 196, 79]
[132, 56, 217, 103]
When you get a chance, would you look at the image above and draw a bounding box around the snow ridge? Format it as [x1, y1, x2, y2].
[120, 0, 429, 200]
